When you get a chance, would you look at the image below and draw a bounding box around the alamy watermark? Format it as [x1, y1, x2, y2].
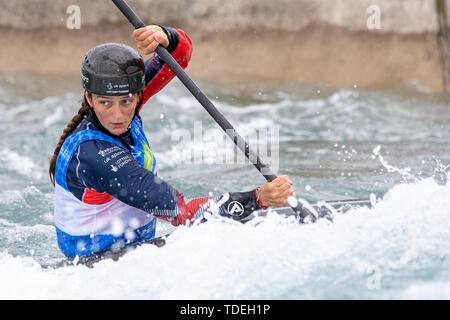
[64, 4, 381, 32]
[66, 5, 81, 29]
[367, 5, 381, 30]
[170, 121, 279, 175]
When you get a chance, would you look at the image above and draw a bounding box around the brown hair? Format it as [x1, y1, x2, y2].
[49, 97, 91, 186]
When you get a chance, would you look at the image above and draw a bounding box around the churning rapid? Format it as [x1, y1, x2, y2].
[0, 73, 449, 299]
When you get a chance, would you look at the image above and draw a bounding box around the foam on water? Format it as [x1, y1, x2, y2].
[0, 173, 448, 299]
[1, 75, 449, 299]
[0, 149, 43, 180]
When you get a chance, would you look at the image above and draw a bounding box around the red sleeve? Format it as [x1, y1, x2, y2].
[140, 29, 193, 109]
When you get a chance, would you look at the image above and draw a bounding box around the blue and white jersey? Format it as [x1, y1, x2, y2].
[54, 115, 167, 258]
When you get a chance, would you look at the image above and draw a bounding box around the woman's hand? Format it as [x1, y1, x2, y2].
[133, 25, 169, 55]
[258, 175, 296, 207]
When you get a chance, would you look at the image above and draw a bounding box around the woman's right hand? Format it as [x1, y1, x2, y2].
[133, 25, 169, 55]
[258, 175, 296, 207]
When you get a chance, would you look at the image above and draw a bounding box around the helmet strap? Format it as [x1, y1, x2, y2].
[134, 91, 145, 116]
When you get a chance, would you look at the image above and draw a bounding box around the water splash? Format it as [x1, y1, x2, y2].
[0, 174, 449, 299]
[372, 145, 418, 183]
[1, 75, 450, 299]
[432, 157, 450, 185]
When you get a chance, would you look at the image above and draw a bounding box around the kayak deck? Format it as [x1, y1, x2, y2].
[242, 198, 373, 223]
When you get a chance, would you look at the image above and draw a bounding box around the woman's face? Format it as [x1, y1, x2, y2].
[86, 92, 139, 136]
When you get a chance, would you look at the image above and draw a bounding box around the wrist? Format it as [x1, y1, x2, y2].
[255, 187, 268, 209]
[158, 25, 179, 53]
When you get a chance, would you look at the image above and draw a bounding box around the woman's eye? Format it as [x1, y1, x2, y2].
[99, 101, 111, 106]
[122, 99, 133, 104]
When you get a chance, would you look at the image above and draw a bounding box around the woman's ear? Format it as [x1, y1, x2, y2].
[84, 91, 93, 107]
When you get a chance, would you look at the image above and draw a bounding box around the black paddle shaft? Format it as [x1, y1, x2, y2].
[111, 0, 277, 182]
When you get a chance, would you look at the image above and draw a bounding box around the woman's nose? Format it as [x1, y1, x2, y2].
[111, 104, 123, 118]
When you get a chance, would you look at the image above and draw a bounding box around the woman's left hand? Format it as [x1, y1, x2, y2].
[133, 25, 169, 55]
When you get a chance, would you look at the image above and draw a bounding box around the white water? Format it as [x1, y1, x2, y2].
[0, 75, 449, 299]
[0, 174, 449, 299]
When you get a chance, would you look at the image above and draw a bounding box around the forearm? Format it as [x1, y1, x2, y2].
[69, 141, 179, 214]
[158, 188, 265, 226]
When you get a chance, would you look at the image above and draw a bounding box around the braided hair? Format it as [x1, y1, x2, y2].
[48, 96, 91, 186]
